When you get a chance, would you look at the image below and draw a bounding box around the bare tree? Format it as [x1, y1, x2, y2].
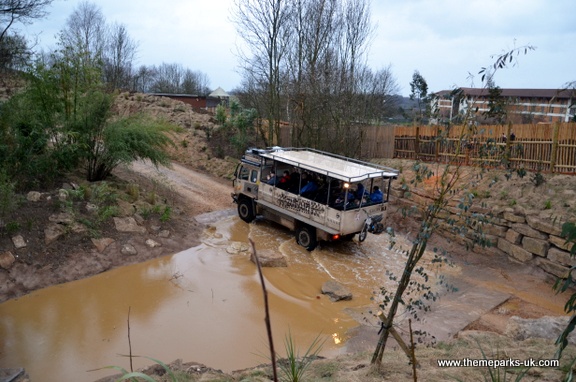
[131, 64, 156, 93]
[102, 22, 137, 90]
[181, 68, 210, 95]
[0, 0, 53, 71]
[232, 0, 292, 145]
[60, 1, 107, 70]
[0, 0, 53, 43]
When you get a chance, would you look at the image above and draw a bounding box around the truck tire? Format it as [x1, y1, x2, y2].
[238, 198, 256, 223]
[358, 224, 368, 242]
[296, 225, 317, 251]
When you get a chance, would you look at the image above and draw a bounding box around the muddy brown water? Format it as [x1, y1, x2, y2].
[0, 213, 567, 381]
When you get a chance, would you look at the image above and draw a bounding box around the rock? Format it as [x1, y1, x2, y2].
[26, 191, 42, 202]
[547, 247, 574, 267]
[121, 244, 138, 256]
[145, 239, 162, 248]
[44, 223, 66, 245]
[550, 235, 573, 252]
[158, 230, 171, 238]
[527, 215, 563, 236]
[117, 199, 136, 216]
[497, 238, 534, 263]
[503, 212, 525, 224]
[522, 236, 549, 257]
[505, 316, 575, 344]
[70, 222, 87, 234]
[91, 238, 115, 253]
[113, 217, 146, 233]
[48, 212, 74, 225]
[0, 251, 16, 269]
[321, 280, 352, 302]
[251, 250, 287, 267]
[505, 229, 522, 245]
[511, 223, 548, 240]
[226, 242, 250, 254]
[134, 213, 145, 225]
[58, 189, 68, 201]
[536, 257, 569, 278]
[11, 235, 26, 249]
[86, 203, 98, 213]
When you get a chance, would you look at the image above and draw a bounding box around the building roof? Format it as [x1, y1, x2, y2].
[435, 87, 575, 99]
[209, 87, 229, 98]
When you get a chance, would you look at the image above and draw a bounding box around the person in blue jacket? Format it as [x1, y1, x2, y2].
[369, 186, 383, 203]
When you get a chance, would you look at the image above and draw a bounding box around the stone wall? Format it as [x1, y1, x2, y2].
[389, 185, 573, 280]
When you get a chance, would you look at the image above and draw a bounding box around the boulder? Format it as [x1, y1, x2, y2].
[26, 191, 42, 202]
[226, 242, 250, 254]
[497, 238, 533, 263]
[505, 315, 575, 344]
[0, 251, 16, 269]
[505, 229, 522, 245]
[91, 238, 115, 253]
[550, 235, 573, 252]
[11, 235, 26, 249]
[321, 280, 352, 302]
[113, 217, 146, 234]
[536, 257, 569, 278]
[117, 199, 136, 216]
[121, 244, 138, 256]
[526, 215, 563, 236]
[547, 247, 575, 267]
[58, 189, 68, 201]
[145, 239, 162, 248]
[44, 223, 66, 245]
[511, 223, 548, 240]
[251, 250, 287, 267]
[503, 212, 525, 224]
[158, 230, 171, 238]
[522, 236, 549, 257]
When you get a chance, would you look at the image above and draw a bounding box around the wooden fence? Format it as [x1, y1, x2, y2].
[393, 123, 576, 174]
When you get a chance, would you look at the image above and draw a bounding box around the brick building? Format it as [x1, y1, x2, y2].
[432, 87, 575, 125]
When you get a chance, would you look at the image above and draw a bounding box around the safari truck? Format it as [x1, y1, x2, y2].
[231, 147, 398, 250]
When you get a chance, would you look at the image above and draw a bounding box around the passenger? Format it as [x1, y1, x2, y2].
[300, 174, 318, 196]
[369, 186, 383, 203]
[277, 170, 291, 189]
[288, 168, 301, 193]
[355, 183, 367, 200]
[267, 173, 279, 185]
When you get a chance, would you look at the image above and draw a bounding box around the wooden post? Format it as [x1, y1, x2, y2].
[435, 126, 440, 161]
[377, 311, 420, 367]
[550, 122, 560, 173]
[414, 126, 420, 160]
[409, 319, 418, 382]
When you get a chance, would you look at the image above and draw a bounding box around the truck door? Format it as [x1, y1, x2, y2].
[235, 164, 259, 198]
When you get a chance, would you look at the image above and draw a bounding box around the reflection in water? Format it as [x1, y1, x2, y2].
[0, 216, 406, 381]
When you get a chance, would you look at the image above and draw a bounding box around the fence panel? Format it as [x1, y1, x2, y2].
[390, 123, 576, 174]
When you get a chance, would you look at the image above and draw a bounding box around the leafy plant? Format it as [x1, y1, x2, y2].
[0, 170, 17, 217]
[278, 330, 325, 382]
[544, 200, 552, 210]
[5, 221, 20, 236]
[160, 206, 172, 222]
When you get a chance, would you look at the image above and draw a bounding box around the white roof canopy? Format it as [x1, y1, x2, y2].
[260, 148, 398, 182]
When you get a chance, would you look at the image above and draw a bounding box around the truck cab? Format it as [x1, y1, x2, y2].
[232, 147, 398, 250]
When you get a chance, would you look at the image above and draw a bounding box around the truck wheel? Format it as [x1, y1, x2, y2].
[238, 198, 255, 223]
[358, 224, 368, 242]
[296, 226, 317, 251]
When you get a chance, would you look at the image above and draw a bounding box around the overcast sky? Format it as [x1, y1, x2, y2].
[21, 0, 575, 96]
